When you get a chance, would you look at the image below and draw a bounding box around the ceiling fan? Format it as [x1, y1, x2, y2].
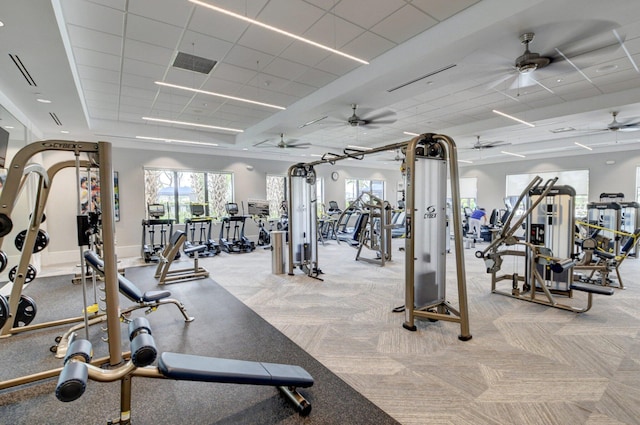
[587, 112, 640, 132]
[484, 26, 622, 91]
[253, 133, 311, 149]
[345, 104, 396, 128]
[468, 136, 511, 150]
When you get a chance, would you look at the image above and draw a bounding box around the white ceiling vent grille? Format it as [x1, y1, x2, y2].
[172, 52, 217, 74]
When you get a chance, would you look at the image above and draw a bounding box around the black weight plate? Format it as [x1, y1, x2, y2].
[0, 251, 7, 273]
[0, 213, 13, 238]
[13, 295, 37, 327]
[0, 295, 8, 329]
[14, 229, 50, 253]
[8, 264, 37, 283]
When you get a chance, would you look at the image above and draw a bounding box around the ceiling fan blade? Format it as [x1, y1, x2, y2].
[363, 110, 396, 122]
[618, 123, 640, 132]
[253, 138, 271, 147]
[287, 142, 311, 148]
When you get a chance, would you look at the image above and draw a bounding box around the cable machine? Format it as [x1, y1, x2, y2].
[287, 134, 471, 340]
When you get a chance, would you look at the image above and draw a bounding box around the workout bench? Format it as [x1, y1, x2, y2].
[56, 317, 314, 420]
[53, 250, 194, 358]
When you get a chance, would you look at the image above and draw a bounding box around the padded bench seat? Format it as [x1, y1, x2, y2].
[158, 352, 314, 388]
[570, 282, 615, 296]
[84, 250, 171, 303]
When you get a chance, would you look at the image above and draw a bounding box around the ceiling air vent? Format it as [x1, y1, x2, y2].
[387, 64, 456, 92]
[9, 54, 37, 86]
[172, 52, 217, 74]
[49, 112, 62, 126]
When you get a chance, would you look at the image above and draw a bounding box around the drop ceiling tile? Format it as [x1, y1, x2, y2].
[178, 31, 234, 62]
[81, 80, 120, 94]
[128, 0, 193, 27]
[73, 48, 121, 71]
[279, 42, 332, 67]
[121, 72, 159, 91]
[77, 64, 121, 85]
[122, 57, 167, 79]
[89, 107, 119, 120]
[314, 53, 361, 75]
[223, 45, 279, 73]
[200, 78, 247, 96]
[263, 58, 310, 81]
[120, 86, 157, 101]
[125, 14, 183, 49]
[238, 26, 294, 56]
[370, 5, 437, 44]
[163, 68, 209, 89]
[124, 39, 174, 67]
[257, 0, 325, 34]
[341, 30, 395, 62]
[210, 63, 258, 86]
[294, 67, 339, 88]
[302, 13, 365, 49]
[410, 0, 480, 21]
[61, 0, 125, 36]
[333, 0, 405, 29]
[67, 25, 123, 56]
[188, 5, 252, 43]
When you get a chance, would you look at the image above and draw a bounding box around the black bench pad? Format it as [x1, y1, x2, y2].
[571, 282, 615, 296]
[158, 352, 314, 388]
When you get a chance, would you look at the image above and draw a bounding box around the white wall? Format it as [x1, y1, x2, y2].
[460, 150, 640, 212]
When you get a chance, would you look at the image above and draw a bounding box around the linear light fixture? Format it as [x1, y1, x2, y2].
[403, 131, 420, 136]
[142, 116, 243, 133]
[347, 144, 372, 150]
[458, 159, 473, 164]
[554, 48, 593, 83]
[500, 150, 526, 158]
[614, 29, 639, 73]
[492, 109, 535, 127]
[136, 136, 219, 147]
[189, 0, 369, 65]
[155, 81, 286, 110]
[574, 142, 593, 151]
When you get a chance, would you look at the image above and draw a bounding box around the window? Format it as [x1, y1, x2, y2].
[266, 174, 286, 219]
[448, 177, 477, 211]
[506, 170, 589, 217]
[345, 178, 385, 205]
[144, 168, 233, 222]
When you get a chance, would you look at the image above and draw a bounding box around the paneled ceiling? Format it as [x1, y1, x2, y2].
[1, 0, 640, 166]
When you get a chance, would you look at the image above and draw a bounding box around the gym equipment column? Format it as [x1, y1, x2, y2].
[287, 164, 320, 278]
[402, 134, 471, 341]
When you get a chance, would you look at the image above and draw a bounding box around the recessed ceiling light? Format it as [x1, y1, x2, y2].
[189, 0, 368, 65]
[60, 130, 70, 134]
[549, 126, 575, 133]
[4, 125, 14, 129]
[500, 150, 526, 158]
[142, 116, 243, 133]
[596, 64, 619, 73]
[36, 98, 52, 103]
[136, 136, 219, 146]
[156, 81, 286, 110]
[493, 109, 535, 127]
[0, 21, 4, 27]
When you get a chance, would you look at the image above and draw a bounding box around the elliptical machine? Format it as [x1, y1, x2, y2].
[219, 202, 255, 253]
[183, 203, 221, 257]
[141, 204, 174, 263]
